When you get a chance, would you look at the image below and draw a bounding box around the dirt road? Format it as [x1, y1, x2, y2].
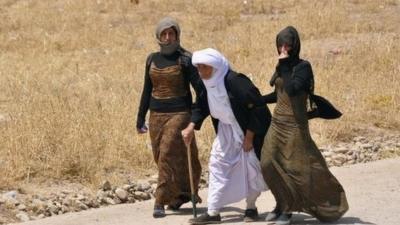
[12, 158, 400, 225]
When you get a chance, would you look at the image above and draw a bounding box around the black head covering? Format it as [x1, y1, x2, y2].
[276, 26, 301, 61]
[269, 26, 301, 86]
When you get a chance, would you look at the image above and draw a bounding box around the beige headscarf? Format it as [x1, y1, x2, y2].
[155, 17, 181, 55]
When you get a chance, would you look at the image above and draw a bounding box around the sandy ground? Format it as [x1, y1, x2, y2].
[11, 158, 400, 225]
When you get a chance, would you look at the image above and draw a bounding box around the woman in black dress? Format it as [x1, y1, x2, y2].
[260, 26, 349, 225]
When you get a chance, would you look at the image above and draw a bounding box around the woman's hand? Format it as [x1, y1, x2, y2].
[136, 118, 148, 134]
[243, 130, 255, 152]
[278, 45, 290, 59]
[182, 122, 195, 146]
[137, 124, 148, 134]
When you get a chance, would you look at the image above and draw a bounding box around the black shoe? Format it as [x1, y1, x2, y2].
[244, 208, 259, 222]
[275, 213, 292, 225]
[265, 206, 282, 222]
[189, 213, 221, 224]
[153, 204, 165, 218]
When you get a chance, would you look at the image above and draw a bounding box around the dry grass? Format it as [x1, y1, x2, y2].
[0, 0, 399, 188]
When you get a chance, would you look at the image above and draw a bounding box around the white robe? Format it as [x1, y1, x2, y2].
[207, 120, 267, 211]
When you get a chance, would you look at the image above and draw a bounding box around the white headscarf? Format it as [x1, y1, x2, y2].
[192, 48, 236, 125]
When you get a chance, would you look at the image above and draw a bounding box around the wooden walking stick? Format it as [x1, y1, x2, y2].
[186, 140, 198, 218]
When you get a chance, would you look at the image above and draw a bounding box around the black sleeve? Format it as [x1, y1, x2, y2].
[190, 83, 210, 130]
[136, 54, 153, 129]
[262, 91, 277, 104]
[246, 86, 270, 135]
[188, 64, 210, 130]
[285, 61, 313, 97]
[234, 75, 270, 136]
[185, 58, 204, 101]
[180, 53, 210, 130]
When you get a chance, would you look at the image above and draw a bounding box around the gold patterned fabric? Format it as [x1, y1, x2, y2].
[149, 63, 188, 99]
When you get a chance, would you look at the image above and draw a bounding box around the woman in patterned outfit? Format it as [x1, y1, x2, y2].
[136, 17, 203, 218]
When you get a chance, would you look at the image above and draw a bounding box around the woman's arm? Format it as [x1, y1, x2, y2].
[245, 85, 270, 136]
[190, 89, 210, 130]
[136, 54, 153, 131]
[233, 74, 270, 136]
[182, 74, 209, 145]
[262, 91, 277, 104]
[231, 74, 270, 151]
[285, 61, 313, 96]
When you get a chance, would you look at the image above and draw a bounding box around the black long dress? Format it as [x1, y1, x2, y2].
[260, 26, 349, 222]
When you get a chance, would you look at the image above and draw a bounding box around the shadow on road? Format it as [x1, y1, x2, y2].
[166, 206, 375, 225]
[166, 206, 208, 216]
[220, 212, 375, 225]
[291, 214, 375, 225]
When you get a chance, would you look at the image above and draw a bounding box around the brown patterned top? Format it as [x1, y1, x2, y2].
[149, 62, 188, 99]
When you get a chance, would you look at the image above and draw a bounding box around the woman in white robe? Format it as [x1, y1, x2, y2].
[182, 48, 270, 224]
